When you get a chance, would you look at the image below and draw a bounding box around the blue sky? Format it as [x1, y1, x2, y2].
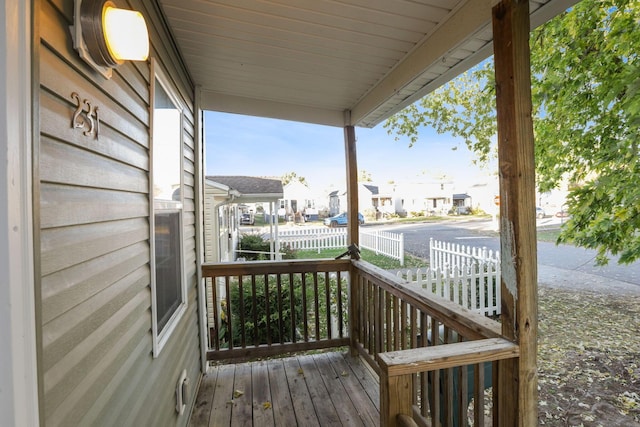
[204, 111, 495, 193]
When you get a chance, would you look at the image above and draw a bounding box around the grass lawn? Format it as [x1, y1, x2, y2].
[294, 247, 426, 269]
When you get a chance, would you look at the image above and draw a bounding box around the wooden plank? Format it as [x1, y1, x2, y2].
[297, 355, 342, 426]
[283, 357, 320, 427]
[313, 353, 365, 426]
[378, 338, 519, 377]
[267, 359, 298, 426]
[201, 259, 351, 278]
[251, 361, 274, 426]
[326, 352, 379, 426]
[189, 370, 218, 426]
[342, 353, 380, 411]
[230, 363, 253, 427]
[208, 364, 235, 427]
[492, 0, 538, 425]
[380, 373, 412, 427]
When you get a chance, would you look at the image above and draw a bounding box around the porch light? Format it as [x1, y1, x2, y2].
[71, 0, 149, 78]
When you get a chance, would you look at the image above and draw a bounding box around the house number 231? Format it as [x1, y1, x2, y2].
[71, 92, 100, 139]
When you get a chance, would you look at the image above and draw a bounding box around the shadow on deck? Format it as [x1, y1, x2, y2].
[190, 351, 380, 426]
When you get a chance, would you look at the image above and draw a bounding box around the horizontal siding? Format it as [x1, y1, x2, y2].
[37, 0, 201, 426]
[39, 183, 149, 229]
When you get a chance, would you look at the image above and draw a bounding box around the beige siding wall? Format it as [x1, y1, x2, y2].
[38, 1, 201, 425]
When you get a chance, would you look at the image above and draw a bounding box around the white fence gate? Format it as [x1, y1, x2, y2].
[397, 239, 501, 316]
[277, 227, 405, 265]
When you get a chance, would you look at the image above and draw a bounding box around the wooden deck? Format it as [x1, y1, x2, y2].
[189, 351, 380, 427]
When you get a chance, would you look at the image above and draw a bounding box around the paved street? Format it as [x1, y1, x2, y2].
[376, 217, 640, 295]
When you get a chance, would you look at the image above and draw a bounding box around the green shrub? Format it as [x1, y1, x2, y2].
[238, 233, 297, 260]
[221, 273, 348, 347]
[238, 233, 270, 260]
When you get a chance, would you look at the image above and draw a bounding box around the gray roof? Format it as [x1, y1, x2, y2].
[362, 184, 379, 195]
[206, 176, 283, 202]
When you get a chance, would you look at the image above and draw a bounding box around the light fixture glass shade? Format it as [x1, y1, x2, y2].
[75, 0, 149, 75]
[102, 6, 149, 62]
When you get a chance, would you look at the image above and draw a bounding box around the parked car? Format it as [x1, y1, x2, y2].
[536, 207, 545, 219]
[555, 210, 570, 218]
[323, 212, 364, 228]
[240, 213, 254, 225]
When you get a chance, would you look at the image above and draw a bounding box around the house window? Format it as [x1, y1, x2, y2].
[151, 62, 186, 356]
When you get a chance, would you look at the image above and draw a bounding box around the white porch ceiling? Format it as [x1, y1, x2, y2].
[157, 0, 578, 128]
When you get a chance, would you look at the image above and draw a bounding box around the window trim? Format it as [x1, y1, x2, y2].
[150, 58, 187, 357]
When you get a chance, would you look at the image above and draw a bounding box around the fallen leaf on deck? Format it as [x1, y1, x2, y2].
[233, 390, 244, 398]
[262, 402, 272, 409]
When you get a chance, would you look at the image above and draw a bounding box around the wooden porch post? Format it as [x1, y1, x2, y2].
[492, 1, 538, 426]
[344, 123, 359, 248]
[344, 121, 360, 356]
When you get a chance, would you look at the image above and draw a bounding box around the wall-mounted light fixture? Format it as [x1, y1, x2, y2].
[71, 0, 149, 78]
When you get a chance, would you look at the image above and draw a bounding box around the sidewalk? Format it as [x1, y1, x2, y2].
[538, 264, 640, 295]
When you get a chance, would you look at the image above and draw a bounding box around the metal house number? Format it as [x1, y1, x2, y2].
[71, 92, 100, 139]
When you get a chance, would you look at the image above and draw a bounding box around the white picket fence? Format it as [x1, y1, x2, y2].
[397, 239, 501, 316]
[360, 230, 404, 266]
[277, 227, 405, 265]
[397, 263, 501, 316]
[429, 237, 499, 270]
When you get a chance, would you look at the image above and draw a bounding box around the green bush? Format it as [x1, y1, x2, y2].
[221, 273, 348, 347]
[227, 275, 303, 346]
[237, 233, 296, 260]
[238, 233, 270, 260]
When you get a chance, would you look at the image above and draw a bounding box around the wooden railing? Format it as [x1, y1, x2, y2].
[202, 258, 519, 426]
[351, 260, 519, 427]
[202, 259, 351, 361]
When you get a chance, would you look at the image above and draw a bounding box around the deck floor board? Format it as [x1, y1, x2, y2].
[190, 352, 380, 426]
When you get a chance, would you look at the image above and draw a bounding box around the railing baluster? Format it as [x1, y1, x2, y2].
[238, 275, 245, 348]
[289, 272, 296, 343]
[302, 273, 308, 341]
[325, 271, 332, 340]
[313, 272, 320, 341]
[265, 274, 271, 346]
[225, 276, 232, 350]
[211, 278, 219, 351]
[336, 271, 343, 338]
[251, 275, 259, 347]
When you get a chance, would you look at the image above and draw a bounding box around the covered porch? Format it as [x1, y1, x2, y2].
[164, 0, 580, 425]
[192, 259, 517, 426]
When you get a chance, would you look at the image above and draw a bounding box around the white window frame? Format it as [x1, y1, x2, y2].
[150, 59, 187, 357]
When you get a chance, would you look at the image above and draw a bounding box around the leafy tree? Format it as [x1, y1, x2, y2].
[385, 0, 640, 264]
[358, 169, 373, 182]
[281, 171, 308, 186]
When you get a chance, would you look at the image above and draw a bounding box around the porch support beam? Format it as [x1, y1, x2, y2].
[492, 0, 538, 425]
[344, 123, 359, 249]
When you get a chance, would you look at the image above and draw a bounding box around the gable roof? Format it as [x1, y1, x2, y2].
[158, 0, 578, 128]
[206, 175, 284, 202]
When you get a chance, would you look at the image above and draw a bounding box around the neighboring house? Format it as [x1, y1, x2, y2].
[205, 175, 283, 261]
[327, 183, 379, 218]
[279, 180, 319, 221]
[453, 193, 472, 213]
[203, 179, 240, 263]
[396, 181, 455, 215]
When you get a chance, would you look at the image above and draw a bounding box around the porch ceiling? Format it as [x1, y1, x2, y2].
[158, 0, 578, 128]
